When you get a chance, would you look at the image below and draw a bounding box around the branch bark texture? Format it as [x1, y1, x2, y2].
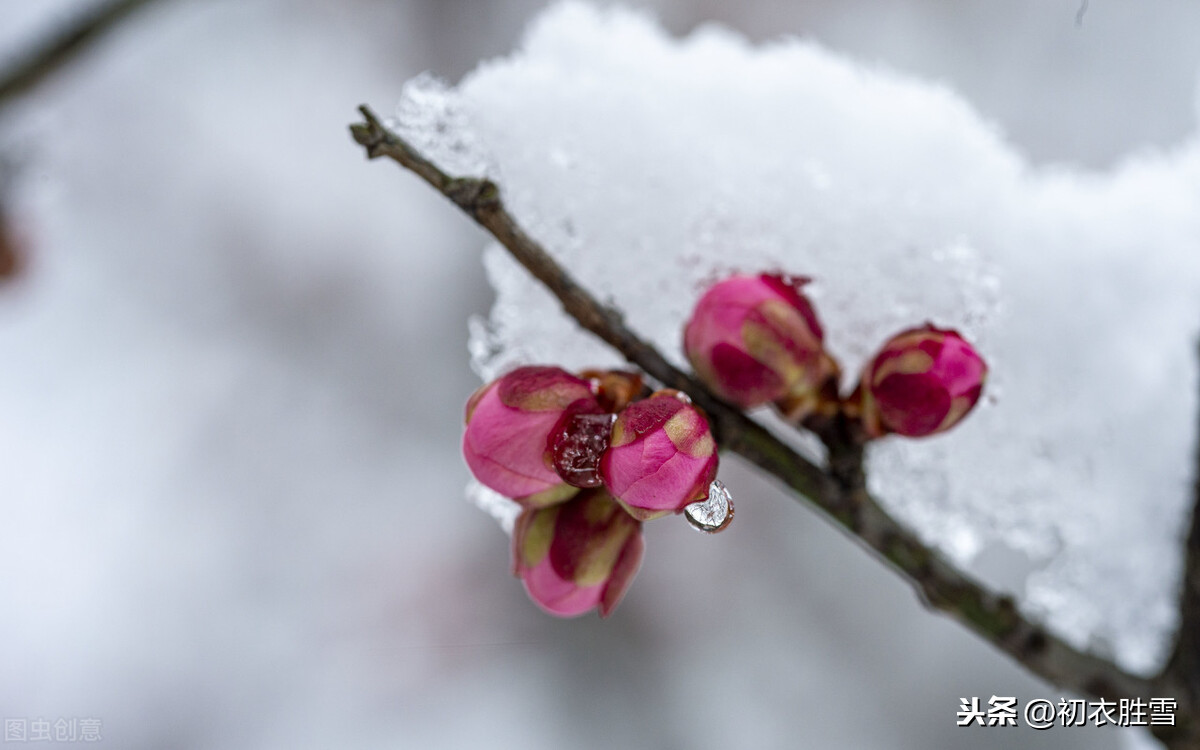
[350, 105, 1191, 746]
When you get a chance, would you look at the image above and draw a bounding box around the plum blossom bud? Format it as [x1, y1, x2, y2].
[0, 203, 24, 283]
[599, 390, 718, 521]
[463, 366, 600, 508]
[512, 488, 643, 617]
[857, 324, 987, 438]
[549, 405, 613, 489]
[579, 369, 647, 413]
[683, 273, 839, 417]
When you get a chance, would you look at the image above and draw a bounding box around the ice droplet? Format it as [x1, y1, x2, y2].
[685, 480, 734, 533]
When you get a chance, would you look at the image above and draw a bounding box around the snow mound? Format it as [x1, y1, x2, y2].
[393, 1, 1200, 674]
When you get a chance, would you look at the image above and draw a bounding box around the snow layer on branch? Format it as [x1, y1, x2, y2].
[396, 2, 1200, 673]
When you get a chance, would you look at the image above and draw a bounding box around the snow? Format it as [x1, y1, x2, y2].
[391, 2, 1200, 674]
[468, 479, 523, 534]
[0, 0, 1193, 747]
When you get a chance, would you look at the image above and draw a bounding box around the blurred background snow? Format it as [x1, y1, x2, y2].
[0, 1, 1197, 748]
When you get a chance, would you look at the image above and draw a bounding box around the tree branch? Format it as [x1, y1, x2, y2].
[0, 0, 168, 107]
[1160, 341, 1200, 748]
[350, 104, 1172, 729]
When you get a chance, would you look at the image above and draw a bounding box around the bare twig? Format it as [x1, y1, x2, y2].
[350, 104, 1180, 738]
[0, 0, 167, 107]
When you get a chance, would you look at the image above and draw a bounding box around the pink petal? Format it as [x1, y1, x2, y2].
[521, 556, 605, 618]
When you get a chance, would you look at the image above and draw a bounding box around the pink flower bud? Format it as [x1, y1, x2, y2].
[549, 406, 613, 489]
[512, 488, 643, 617]
[578, 369, 647, 413]
[463, 366, 600, 507]
[599, 390, 718, 521]
[857, 325, 987, 438]
[683, 273, 839, 416]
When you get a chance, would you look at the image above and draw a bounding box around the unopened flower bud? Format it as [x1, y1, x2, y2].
[0, 204, 23, 283]
[579, 369, 647, 413]
[549, 405, 614, 489]
[857, 325, 987, 438]
[512, 488, 643, 617]
[463, 366, 600, 507]
[684, 273, 838, 417]
[599, 390, 719, 521]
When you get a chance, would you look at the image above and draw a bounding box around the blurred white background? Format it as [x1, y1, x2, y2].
[0, 1, 1197, 748]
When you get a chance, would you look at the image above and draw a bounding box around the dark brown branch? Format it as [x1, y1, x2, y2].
[0, 0, 167, 106]
[350, 104, 1175, 731]
[348, 108, 829, 504]
[1159, 341, 1200, 748]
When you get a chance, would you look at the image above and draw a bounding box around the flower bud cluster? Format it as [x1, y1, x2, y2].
[462, 274, 987, 619]
[463, 366, 717, 617]
[683, 273, 987, 439]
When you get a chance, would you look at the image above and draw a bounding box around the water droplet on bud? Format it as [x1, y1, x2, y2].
[685, 480, 734, 533]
